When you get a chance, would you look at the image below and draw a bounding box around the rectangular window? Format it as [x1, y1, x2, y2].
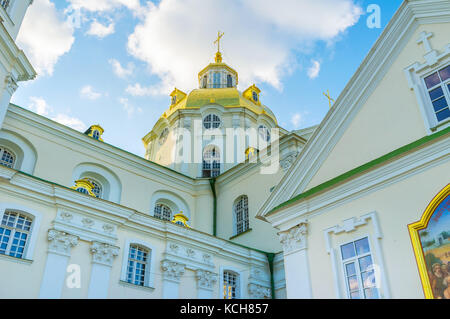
[223, 271, 239, 299]
[424, 65, 450, 124]
[340, 237, 379, 299]
[126, 245, 149, 286]
[0, 211, 32, 259]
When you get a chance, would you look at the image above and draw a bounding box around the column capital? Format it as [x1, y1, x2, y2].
[90, 241, 119, 267]
[196, 269, 217, 290]
[47, 229, 78, 256]
[248, 283, 271, 299]
[279, 223, 308, 254]
[161, 259, 185, 283]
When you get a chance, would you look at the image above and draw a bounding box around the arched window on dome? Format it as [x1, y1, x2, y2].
[92, 130, 100, 140]
[202, 75, 208, 88]
[252, 91, 258, 102]
[154, 203, 172, 221]
[203, 114, 221, 129]
[233, 195, 249, 235]
[213, 72, 221, 88]
[0, 146, 15, 168]
[258, 125, 271, 143]
[227, 74, 233, 88]
[202, 146, 220, 178]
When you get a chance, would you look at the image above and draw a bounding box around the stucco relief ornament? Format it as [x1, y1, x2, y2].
[102, 224, 114, 234]
[248, 283, 271, 299]
[202, 253, 213, 265]
[169, 243, 179, 254]
[161, 260, 185, 282]
[60, 211, 73, 222]
[47, 229, 78, 256]
[280, 153, 299, 171]
[90, 241, 119, 267]
[186, 248, 195, 258]
[196, 270, 217, 290]
[279, 223, 308, 254]
[5, 75, 18, 95]
[82, 217, 94, 228]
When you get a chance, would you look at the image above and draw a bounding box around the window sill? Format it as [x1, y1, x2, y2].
[430, 118, 450, 133]
[119, 280, 155, 292]
[0, 253, 33, 265]
[229, 228, 252, 240]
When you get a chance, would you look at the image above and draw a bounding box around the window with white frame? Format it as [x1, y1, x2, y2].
[203, 114, 221, 129]
[340, 237, 379, 299]
[213, 72, 221, 88]
[126, 244, 150, 286]
[0, 211, 33, 259]
[202, 75, 208, 88]
[223, 270, 239, 299]
[234, 195, 249, 235]
[154, 203, 172, 221]
[0, 146, 15, 168]
[423, 64, 450, 124]
[227, 74, 233, 88]
[202, 146, 220, 177]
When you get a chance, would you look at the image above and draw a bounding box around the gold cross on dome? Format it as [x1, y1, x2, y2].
[214, 31, 225, 52]
[323, 90, 335, 108]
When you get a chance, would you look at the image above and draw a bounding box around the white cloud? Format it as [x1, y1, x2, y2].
[307, 60, 321, 79]
[119, 97, 142, 118]
[68, 0, 141, 13]
[80, 85, 103, 100]
[52, 114, 87, 131]
[17, 0, 75, 76]
[109, 59, 135, 78]
[86, 20, 115, 38]
[126, 81, 173, 97]
[291, 113, 303, 129]
[127, 0, 362, 94]
[28, 97, 53, 116]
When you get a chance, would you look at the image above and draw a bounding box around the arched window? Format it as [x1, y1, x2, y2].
[223, 270, 239, 299]
[234, 195, 249, 235]
[202, 75, 208, 88]
[202, 146, 220, 178]
[159, 128, 169, 145]
[86, 178, 102, 198]
[0, 146, 15, 168]
[227, 74, 233, 88]
[126, 244, 150, 286]
[203, 114, 221, 129]
[252, 91, 259, 102]
[213, 72, 221, 88]
[0, 211, 33, 258]
[154, 203, 172, 221]
[258, 125, 271, 142]
[76, 187, 90, 195]
[92, 130, 100, 140]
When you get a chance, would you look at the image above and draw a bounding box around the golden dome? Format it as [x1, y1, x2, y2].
[163, 87, 277, 124]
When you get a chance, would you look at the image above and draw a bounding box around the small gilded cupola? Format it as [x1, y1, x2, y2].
[243, 84, 261, 105]
[170, 88, 187, 108]
[84, 125, 104, 141]
[198, 31, 238, 89]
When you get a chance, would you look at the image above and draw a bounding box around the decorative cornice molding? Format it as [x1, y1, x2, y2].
[248, 283, 271, 299]
[4, 75, 17, 95]
[90, 241, 119, 267]
[47, 229, 78, 256]
[278, 223, 308, 255]
[161, 259, 185, 282]
[196, 269, 218, 290]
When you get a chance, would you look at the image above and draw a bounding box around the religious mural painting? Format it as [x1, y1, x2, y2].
[409, 184, 450, 299]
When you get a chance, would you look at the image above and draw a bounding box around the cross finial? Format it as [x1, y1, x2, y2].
[214, 31, 225, 53]
[323, 90, 335, 109]
[417, 31, 434, 54]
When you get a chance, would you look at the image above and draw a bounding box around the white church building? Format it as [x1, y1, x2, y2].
[0, 0, 449, 299]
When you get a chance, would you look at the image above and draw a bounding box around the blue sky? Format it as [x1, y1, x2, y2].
[12, 0, 403, 157]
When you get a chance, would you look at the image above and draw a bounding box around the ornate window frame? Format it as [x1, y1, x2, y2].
[408, 183, 450, 299]
[404, 31, 450, 133]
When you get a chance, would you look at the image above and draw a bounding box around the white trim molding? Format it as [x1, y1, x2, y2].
[323, 212, 391, 299]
